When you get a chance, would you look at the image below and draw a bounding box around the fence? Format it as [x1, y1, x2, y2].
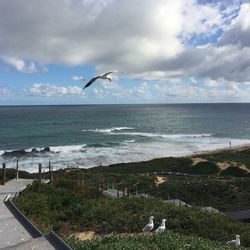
[1, 160, 53, 185]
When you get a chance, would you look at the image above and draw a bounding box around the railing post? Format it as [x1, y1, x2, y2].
[38, 163, 42, 183]
[16, 160, 19, 179]
[2, 163, 6, 185]
[49, 161, 53, 182]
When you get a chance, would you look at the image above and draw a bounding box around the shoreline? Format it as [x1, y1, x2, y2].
[1, 143, 250, 174]
[192, 143, 250, 157]
[45, 143, 250, 173]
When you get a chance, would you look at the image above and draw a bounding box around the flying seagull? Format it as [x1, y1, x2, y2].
[142, 216, 154, 232]
[226, 235, 240, 247]
[155, 219, 166, 233]
[83, 72, 113, 89]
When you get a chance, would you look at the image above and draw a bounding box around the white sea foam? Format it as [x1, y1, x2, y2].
[123, 139, 136, 143]
[109, 131, 212, 139]
[82, 127, 212, 139]
[1, 136, 250, 173]
[50, 144, 86, 153]
[82, 127, 134, 133]
[25, 147, 44, 152]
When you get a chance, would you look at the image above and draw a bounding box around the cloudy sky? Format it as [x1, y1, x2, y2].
[0, 0, 250, 105]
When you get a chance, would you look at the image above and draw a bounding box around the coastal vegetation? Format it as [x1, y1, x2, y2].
[88, 148, 250, 176]
[14, 180, 250, 246]
[65, 231, 249, 250]
[11, 147, 250, 249]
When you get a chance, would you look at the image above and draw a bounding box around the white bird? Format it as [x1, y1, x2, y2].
[142, 216, 154, 232]
[226, 235, 240, 247]
[83, 72, 113, 89]
[155, 219, 166, 233]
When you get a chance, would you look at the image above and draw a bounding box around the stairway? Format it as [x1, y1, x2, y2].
[0, 179, 55, 249]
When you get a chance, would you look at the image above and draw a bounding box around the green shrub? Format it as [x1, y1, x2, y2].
[191, 161, 220, 175]
[220, 167, 248, 177]
[65, 231, 250, 250]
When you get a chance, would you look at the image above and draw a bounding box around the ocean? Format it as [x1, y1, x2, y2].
[1, 103, 250, 172]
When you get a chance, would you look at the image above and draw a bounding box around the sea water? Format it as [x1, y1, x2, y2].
[1, 103, 250, 172]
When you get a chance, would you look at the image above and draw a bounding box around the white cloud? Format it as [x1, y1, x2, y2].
[24, 83, 84, 97]
[72, 76, 84, 81]
[92, 88, 104, 98]
[90, 80, 152, 100]
[129, 82, 152, 99]
[0, 0, 249, 85]
[0, 1, 226, 66]
[2, 57, 37, 73]
[204, 78, 222, 88]
[0, 85, 11, 96]
[219, 3, 250, 47]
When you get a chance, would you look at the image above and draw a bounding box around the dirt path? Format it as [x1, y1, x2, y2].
[74, 231, 152, 241]
[155, 176, 167, 186]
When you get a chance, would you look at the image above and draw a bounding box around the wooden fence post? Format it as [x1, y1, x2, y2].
[49, 161, 53, 182]
[16, 160, 19, 179]
[2, 163, 6, 185]
[38, 164, 42, 183]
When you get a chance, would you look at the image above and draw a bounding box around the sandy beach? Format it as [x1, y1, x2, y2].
[192, 143, 250, 157]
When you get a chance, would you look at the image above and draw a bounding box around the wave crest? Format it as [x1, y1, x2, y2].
[82, 127, 134, 133]
[1, 147, 50, 157]
[110, 132, 212, 139]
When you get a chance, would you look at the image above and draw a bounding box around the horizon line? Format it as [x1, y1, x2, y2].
[0, 102, 250, 107]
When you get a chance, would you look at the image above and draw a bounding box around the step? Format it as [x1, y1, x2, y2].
[0, 202, 13, 220]
[0, 179, 35, 195]
[0, 217, 32, 249]
[3, 237, 55, 250]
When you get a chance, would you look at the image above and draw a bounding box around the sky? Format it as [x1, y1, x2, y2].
[0, 0, 250, 105]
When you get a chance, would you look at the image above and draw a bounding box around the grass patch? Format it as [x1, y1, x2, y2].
[191, 161, 220, 175]
[65, 231, 250, 250]
[220, 167, 248, 177]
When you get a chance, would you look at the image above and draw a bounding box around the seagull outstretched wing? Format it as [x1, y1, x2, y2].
[101, 71, 113, 77]
[83, 71, 114, 89]
[83, 76, 100, 89]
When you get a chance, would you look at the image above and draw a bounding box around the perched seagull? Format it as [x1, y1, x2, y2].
[226, 235, 240, 247]
[155, 219, 166, 233]
[83, 72, 113, 89]
[142, 216, 154, 232]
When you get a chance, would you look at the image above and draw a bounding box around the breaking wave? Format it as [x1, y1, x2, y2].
[82, 127, 135, 133]
[1, 147, 51, 157]
[0, 144, 87, 157]
[109, 132, 212, 139]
